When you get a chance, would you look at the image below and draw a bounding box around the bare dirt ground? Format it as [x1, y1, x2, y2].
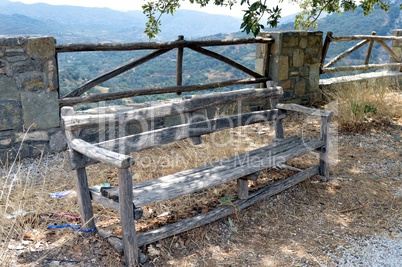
[1, 99, 401, 267]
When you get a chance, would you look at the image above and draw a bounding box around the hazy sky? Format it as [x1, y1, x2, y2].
[10, 0, 301, 17]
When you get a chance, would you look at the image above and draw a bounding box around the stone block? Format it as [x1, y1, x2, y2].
[283, 35, 299, 47]
[293, 49, 304, 67]
[7, 55, 29, 63]
[306, 47, 321, 63]
[311, 92, 323, 103]
[0, 37, 27, 47]
[0, 131, 13, 147]
[20, 91, 59, 130]
[12, 60, 45, 73]
[16, 72, 44, 91]
[301, 96, 310, 105]
[294, 80, 306, 95]
[0, 99, 22, 131]
[4, 48, 25, 57]
[267, 32, 283, 55]
[308, 34, 323, 46]
[0, 75, 19, 99]
[15, 131, 49, 142]
[299, 37, 308, 49]
[46, 58, 58, 92]
[0, 137, 12, 147]
[282, 48, 295, 56]
[278, 56, 289, 81]
[299, 67, 309, 77]
[255, 58, 266, 76]
[256, 42, 269, 59]
[279, 80, 291, 90]
[49, 130, 67, 152]
[26, 37, 56, 59]
[283, 89, 294, 99]
[30, 143, 48, 157]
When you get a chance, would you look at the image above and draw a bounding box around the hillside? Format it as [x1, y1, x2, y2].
[0, 0, 242, 42]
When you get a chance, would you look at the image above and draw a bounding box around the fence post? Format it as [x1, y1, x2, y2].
[0, 36, 64, 161]
[257, 31, 323, 105]
[392, 29, 402, 72]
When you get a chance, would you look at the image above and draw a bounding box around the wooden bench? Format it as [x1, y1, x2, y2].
[60, 85, 333, 266]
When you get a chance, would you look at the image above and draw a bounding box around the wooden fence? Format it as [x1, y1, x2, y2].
[56, 36, 273, 107]
[320, 31, 402, 74]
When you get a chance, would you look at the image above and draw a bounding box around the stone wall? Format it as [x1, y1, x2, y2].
[256, 31, 323, 105]
[320, 71, 402, 95]
[0, 36, 65, 162]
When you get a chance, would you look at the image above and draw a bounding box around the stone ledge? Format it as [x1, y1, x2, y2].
[319, 71, 402, 86]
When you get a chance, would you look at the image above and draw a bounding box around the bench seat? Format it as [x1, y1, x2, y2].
[95, 136, 324, 209]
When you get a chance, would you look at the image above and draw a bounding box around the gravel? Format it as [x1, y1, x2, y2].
[329, 233, 402, 267]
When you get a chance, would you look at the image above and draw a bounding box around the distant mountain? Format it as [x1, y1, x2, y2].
[0, 0, 242, 42]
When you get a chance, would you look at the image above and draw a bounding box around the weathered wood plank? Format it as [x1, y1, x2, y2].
[63, 49, 172, 98]
[95, 109, 284, 154]
[118, 168, 139, 267]
[276, 103, 334, 118]
[62, 87, 282, 131]
[102, 138, 324, 207]
[189, 46, 263, 78]
[59, 77, 271, 107]
[69, 138, 134, 169]
[101, 136, 303, 203]
[135, 165, 320, 247]
[56, 37, 273, 53]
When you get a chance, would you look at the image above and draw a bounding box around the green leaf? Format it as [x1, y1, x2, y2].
[219, 195, 234, 205]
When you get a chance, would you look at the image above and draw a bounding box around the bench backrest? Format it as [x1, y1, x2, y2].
[61, 86, 284, 167]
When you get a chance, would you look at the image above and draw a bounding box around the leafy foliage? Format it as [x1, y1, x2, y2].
[142, 0, 400, 38]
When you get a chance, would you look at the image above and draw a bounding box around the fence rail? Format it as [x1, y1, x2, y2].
[56, 36, 273, 106]
[320, 31, 402, 74]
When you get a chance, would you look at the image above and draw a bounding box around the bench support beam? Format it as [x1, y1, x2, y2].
[75, 167, 96, 232]
[319, 116, 332, 181]
[118, 167, 139, 266]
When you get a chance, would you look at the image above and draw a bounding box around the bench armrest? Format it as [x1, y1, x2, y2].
[70, 138, 134, 169]
[276, 103, 333, 118]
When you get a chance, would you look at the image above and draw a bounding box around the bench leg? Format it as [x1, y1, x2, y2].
[75, 167, 96, 231]
[319, 116, 331, 181]
[237, 178, 249, 199]
[237, 172, 259, 200]
[270, 98, 285, 143]
[118, 167, 139, 267]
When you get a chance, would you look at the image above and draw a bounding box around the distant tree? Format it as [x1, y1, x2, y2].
[142, 0, 400, 38]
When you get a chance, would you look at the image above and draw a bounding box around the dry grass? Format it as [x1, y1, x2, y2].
[324, 83, 402, 132]
[0, 89, 401, 266]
